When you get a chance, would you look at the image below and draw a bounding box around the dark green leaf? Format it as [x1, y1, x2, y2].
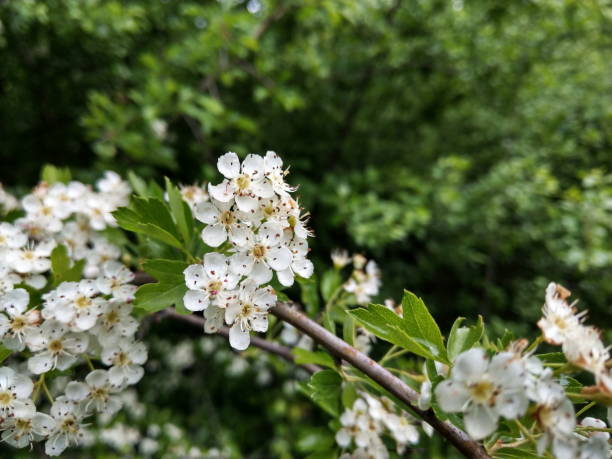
[307, 370, 342, 416]
[320, 269, 342, 302]
[402, 290, 447, 361]
[447, 315, 484, 361]
[293, 348, 336, 369]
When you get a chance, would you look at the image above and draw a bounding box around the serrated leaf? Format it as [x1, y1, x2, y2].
[307, 370, 342, 416]
[128, 171, 149, 197]
[402, 290, 447, 362]
[134, 259, 190, 314]
[293, 348, 336, 369]
[535, 352, 566, 364]
[447, 315, 484, 361]
[349, 305, 438, 361]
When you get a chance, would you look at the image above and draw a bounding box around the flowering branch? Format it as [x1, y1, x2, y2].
[271, 302, 491, 459]
[157, 308, 320, 374]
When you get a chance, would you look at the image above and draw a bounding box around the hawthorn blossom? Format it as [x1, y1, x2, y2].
[0, 367, 34, 416]
[276, 236, 314, 287]
[194, 198, 251, 247]
[0, 399, 55, 448]
[45, 397, 88, 456]
[101, 338, 147, 386]
[96, 260, 136, 301]
[209, 152, 274, 211]
[331, 249, 350, 269]
[42, 280, 105, 331]
[65, 369, 123, 416]
[229, 222, 292, 285]
[8, 239, 55, 274]
[224, 281, 276, 350]
[263, 150, 296, 196]
[91, 301, 138, 347]
[183, 253, 239, 311]
[434, 348, 528, 440]
[0, 288, 40, 351]
[27, 320, 89, 374]
[344, 259, 381, 305]
[179, 183, 209, 210]
[0, 222, 27, 251]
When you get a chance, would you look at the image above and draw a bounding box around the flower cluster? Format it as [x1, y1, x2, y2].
[183, 152, 314, 350]
[432, 282, 612, 458]
[538, 282, 612, 394]
[0, 174, 146, 456]
[336, 393, 421, 458]
[341, 253, 381, 305]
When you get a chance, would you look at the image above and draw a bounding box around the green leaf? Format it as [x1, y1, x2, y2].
[536, 352, 566, 364]
[402, 290, 447, 361]
[0, 346, 12, 364]
[349, 305, 438, 361]
[493, 445, 540, 459]
[165, 177, 194, 245]
[41, 164, 71, 184]
[307, 370, 342, 416]
[127, 171, 149, 197]
[298, 276, 320, 316]
[134, 259, 190, 314]
[293, 348, 336, 369]
[296, 428, 335, 454]
[341, 384, 358, 408]
[50, 244, 85, 285]
[113, 197, 184, 250]
[320, 269, 342, 302]
[342, 313, 355, 345]
[447, 315, 484, 361]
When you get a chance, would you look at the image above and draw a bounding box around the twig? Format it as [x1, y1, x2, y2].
[271, 302, 491, 459]
[157, 308, 320, 374]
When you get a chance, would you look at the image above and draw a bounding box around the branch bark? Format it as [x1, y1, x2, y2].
[271, 302, 491, 459]
[157, 308, 320, 374]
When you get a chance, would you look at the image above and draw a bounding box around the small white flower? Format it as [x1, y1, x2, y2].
[45, 396, 87, 456]
[331, 249, 351, 269]
[43, 280, 105, 331]
[208, 152, 274, 211]
[263, 151, 296, 196]
[0, 367, 34, 416]
[224, 281, 276, 350]
[0, 222, 27, 250]
[91, 301, 138, 347]
[65, 369, 123, 416]
[0, 399, 55, 448]
[194, 198, 252, 247]
[537, 282, 583, 345]
[101, 338, 147, 386]
[183, 253, 239, 311]
[8, 239, 56, 274]
[276, 236, 314, 287]
[27, 320, 89, 374]
[96, 260, 136, 301]
[0, 288, 40, 351]
[434, 348, 528, 440]
[179, 183, 209, 211]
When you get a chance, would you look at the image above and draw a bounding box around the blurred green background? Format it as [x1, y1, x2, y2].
[2, 0, 612, 456]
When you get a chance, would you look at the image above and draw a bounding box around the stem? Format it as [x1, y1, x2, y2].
[575, 401, 596, 418]
[525, 335, 544, 354]
[41, 375, 54, 404]
[83, 354, 95, 371]
[159, 309, 320, 374]
[380, 348, 411, 365]
[271, 302, 491, 459]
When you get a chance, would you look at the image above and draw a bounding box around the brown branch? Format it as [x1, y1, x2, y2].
[157, 308, 320, 374]
[133, 272, 489, 458]
[271, 302, 491, 459]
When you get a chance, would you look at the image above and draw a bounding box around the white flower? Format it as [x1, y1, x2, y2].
[0, 367, 34, 416]
[434, 348, 528, 440]
[91, 301, 138, 347]
[229, 222, 292, 284]
[0, 288, 40, 351]
[194, 198, 251, 247]
[45, 396, 87, 456]
[8, 239, 56, 274]
[224, 281, 276, 350]
[208, 152, 274, 211]
[0, 222, 27, 250]
[344, 260, 381, 305]
[96, 171, 130, 205]
[101, 338, 147, 386]
[0, 399, 55, 448]
[331, 249, 351, 269]
[263, 151, 296, 196]
[183, 253, 239, 311]
[276, 236, 314, 287]
[21, 194, 64, 233]
[180, 183, 209, 210]
[562, 325, 609, 375]
[43, 280, 105, 331]
[65, 369, 123, 416]
[537, 282, 583, 345]
[203, 305, 225, 334]
[27, 320, 89, 374]
[96, 260, 136, 301]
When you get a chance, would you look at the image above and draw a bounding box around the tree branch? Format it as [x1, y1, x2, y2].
[271, 302, 491, 459]
[157, 308, 320, 374]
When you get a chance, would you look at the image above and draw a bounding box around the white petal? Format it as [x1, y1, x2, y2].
[453, 348, 489, 382]
[434, 380, 470, 412]
[184, 264, 207, 290]
[230, 253, 254, 276]
[46, 434, 69, 456]
[228, 225, 252, 247]
[204, 252, 228, 278]
[293, 258, 313, 279]
[204, 306, 224, 334]
[249, 261, 272, 284]
[235, 195, 258, 212]
[251, 315, 268, 333]
[32, 413, 56, 436]
[276, 267, 294, 287]
[0, 288, 29, 314]
[241, 154, 264, 179]
[184, 290, 210, 312]
[464, 404, 498, 440]
[229, 323, 250, 350]
[208, 181, 235, 202]
[251, 179, 274, 198]
[266, 246, 292, 271]
[28, 352, 54, 374]
[217, 152, 241, 179]
[194, 201, 220, 225]
[65, 381, 89, 401]
[85, 369, 109, 388]
[201, 224, 227, 247]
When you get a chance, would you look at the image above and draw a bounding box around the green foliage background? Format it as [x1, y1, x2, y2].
[2, 0, 612, 457]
